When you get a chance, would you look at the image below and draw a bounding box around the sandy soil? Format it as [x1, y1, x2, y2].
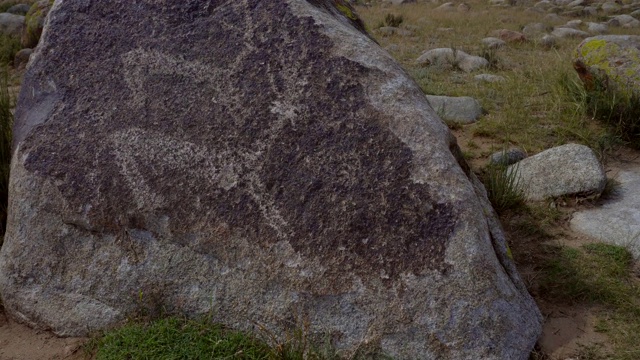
[0, 311, 88, 360]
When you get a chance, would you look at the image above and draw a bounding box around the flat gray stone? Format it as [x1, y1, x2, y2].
[508, 144, 606, 201]
[474, 74, 506, 83]
[482, 37, 507, 49]
[489, 148, 527, 166]
[571, 168, 640, 258]
[416, 48, 489, 72]
[426, 95, 484, 124]
[552, 27, 590, 38]
[587, 22, 609, 34]
[0, 13, 24, 37]
[6, 4, 31, 15]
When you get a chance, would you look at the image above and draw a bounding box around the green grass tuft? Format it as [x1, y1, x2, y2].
[559, 71, 640, 147]
[383, 13, 403, 28]
[91, 317, 276, 360]
[0, 34, 21, 65]
[481, 163, 525, 214]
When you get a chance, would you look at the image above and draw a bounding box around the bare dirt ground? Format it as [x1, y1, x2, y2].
[0, 311, 87, 360]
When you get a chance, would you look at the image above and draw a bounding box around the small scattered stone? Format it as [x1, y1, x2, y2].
[489, 148, 527, 166]
[435, 2, 455, 11]
[426, 95, 484, 125]
[564, 19, 583, 28]
[539, 34, 558, 48]
[6, 4, 30, 15]
[0, 13, 24, 38]
[490, 29, 528, 42]
[13, 48, 32, 69]
[544, 13, 564, 23]
[601, 1, 622, 13]
[482, 37, 507, 49]
[507, 144, 606, 201]
[522, 22, 548, 36]
[551, 27, 590, 38]
[416, 48, 489, 72]
[474, 74, 506, 83]
[376, 26, 397, 36]
[608, 14, 640, 28]
[587, 22, 609, 34]
[457, 3, 471, 11]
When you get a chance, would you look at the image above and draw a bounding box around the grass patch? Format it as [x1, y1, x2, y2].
[0, 1, 20, 13]
[481, 163, 525, 214]
[0, 34, 21, 65]
[539, 243, 640, 359]
[559, 71, 640, 148]
[88, 316, 390, 360]
[90, 317, 277, 360]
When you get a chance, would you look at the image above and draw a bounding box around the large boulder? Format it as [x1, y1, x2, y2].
[574, 35, 640, 97]
[0, 1, 542, 358]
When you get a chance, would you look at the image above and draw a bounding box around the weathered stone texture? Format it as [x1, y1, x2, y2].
[0, 1, 541, 359]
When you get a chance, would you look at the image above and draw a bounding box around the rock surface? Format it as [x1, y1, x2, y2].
[508, 144, 606, 201]
[416, 48, 489, 72]
[426, 95, 484, 124]
[489, 148, 527, 166]
[0, 1, 542, 359]
[571, 167, 640, 258]
[574, 35, 640, 97]
[0, 13, 24, 37]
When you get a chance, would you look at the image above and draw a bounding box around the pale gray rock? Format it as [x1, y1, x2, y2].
[544, 13, 565, 23]
[376, 26, 397, 36]
[587, 22, 609, 34]
[564, 19, 583, 28]
[457, 2, 471, 11]
[571, 168, 640, 258]
[539, 34, 558, 48]
[566, 0, 584, 7]
[552, 27, 590, 38]
[474, 74, 506, 83]
[508, 144, 606, 201]
[489, 148, 527, 166]
[601, 1, 622, 13]
[0, 0, 542, 359]
[13, 47, 31, 68]
[608, 14, 640, 28]
[6, 4, 30, 15]
[386, 0, 417, 4]
[426, 95, 484, 124]
[523, 22, 549, 36]
[435, 2, 456, 10]
[631, 9, 640, 18]
[417, 48, 489, 72]
[482, 37, 507, 49]
[534, 0, 553, 9]
[0, 13, 24, 37]
[583, 6, 598, 15]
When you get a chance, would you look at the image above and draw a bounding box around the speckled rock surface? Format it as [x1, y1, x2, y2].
[574, 35, 640, 97]
[0, 1, 542, 359]
[508, 144, 606, 201]
[426, 95, 484, 124]
[571, 167, 640, 258]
